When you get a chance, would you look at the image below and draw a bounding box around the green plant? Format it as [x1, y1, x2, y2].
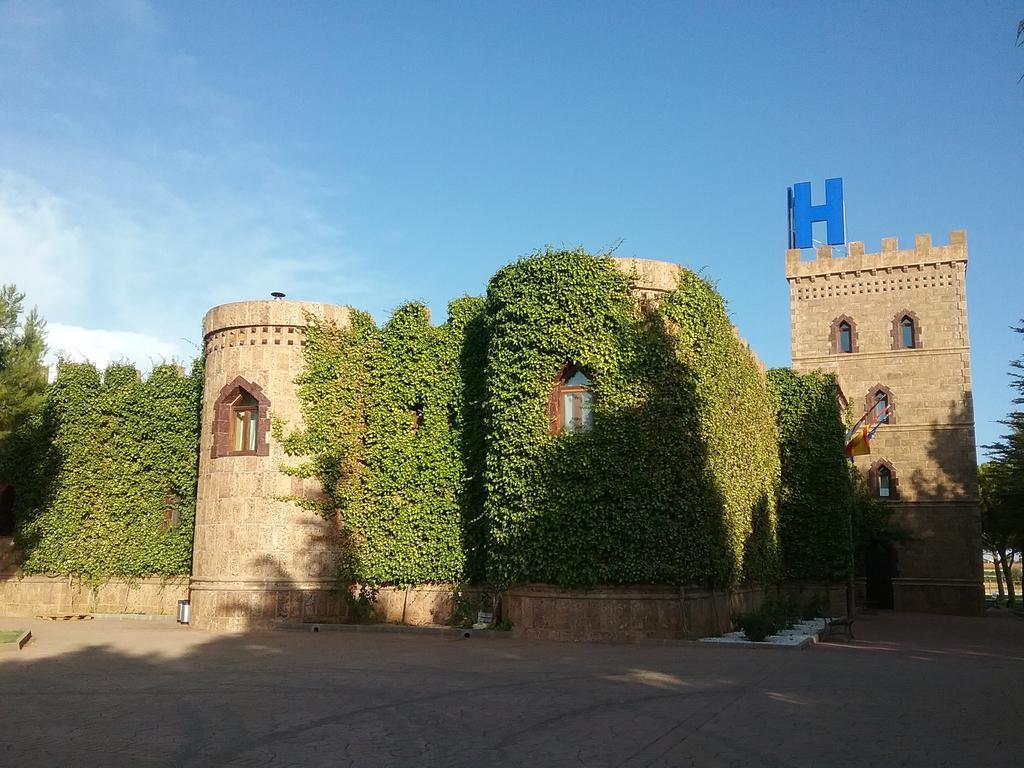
[0, 284, 47, 444]
[483, 248, 780, 588]
[735, 608, 782, 642]
[279, 299, 488, 588]
[282, 249, 818, 594]
[345, 584, 380, 623]
[767, 368, 852, 581]
[0, 360, 202, 579]
[450, 584, 490, 628]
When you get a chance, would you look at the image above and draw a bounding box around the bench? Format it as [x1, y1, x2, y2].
[821, 615, 855, 642]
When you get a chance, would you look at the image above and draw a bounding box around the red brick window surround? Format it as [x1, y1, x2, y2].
[865, 384, 895, 426]
[867, 459, 899, 499]
[891, 309, 922, 350]
[829, 315, 859, 354]
[212, 376, 271, 458]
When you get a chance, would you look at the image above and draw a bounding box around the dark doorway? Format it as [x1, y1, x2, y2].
[865, 540, 897, 609]
[0, 484, 14, 536]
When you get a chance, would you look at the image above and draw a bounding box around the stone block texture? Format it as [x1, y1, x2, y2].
[787, 231, 984, 615]
[190, 300, 354, 630]
[0, 575, 188, 617]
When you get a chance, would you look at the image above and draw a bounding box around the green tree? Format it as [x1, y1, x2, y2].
[979, 461, 1020, 607]
[0, 284, 47, 444]
[985, 320, 1024, 605]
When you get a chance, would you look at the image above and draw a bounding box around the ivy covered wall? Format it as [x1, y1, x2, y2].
[0, 251, 854, 590]
[288, 249, 786, 589]
[767, 367, 852, 581]
[482, 249, 780, 587]
[279, 298, 488, 587]
[0, 361, 203, 579]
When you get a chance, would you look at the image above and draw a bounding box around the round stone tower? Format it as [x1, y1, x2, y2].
[190, 299, 353, 630]
[611, 256, 683, 299]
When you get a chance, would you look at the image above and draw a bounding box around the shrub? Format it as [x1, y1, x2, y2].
[735, 609, 783, 642]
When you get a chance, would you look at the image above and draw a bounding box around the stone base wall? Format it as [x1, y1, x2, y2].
[0, 574, 188, 617]
[893, 578, 985, 616]
[503, 582, 847, 642]
[188, 580, 457, 631]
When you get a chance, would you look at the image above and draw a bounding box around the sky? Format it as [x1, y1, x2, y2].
[0, 0, 1022, 455]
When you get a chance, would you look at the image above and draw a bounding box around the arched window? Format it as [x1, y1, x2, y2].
[865, 384, 895, 425]
[891, 309, 922, 350]
[830, 315, 858, 354]
[868, 460, 899, 499]
[839, 321, 853, 354]
[212, 376, 271, 458]
[231, 391, 259, 453]
[901, 316, 915, 349]
[873, 390, 890, 424]
[549, 365, 594, 434]
[877, 465, 892, 498]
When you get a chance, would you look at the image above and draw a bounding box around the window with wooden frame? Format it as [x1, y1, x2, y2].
[548, 365, 594, 435]
[231, 390, 259, 454]
[211, 376, 271, 458]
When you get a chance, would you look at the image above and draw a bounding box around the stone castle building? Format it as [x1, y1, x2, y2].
[186, 242, 985, 630]
[189, 258, 695, 631]
[786, 231, 983, 615]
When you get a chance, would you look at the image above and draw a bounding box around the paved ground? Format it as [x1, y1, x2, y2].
[1, 611, 1022, 767]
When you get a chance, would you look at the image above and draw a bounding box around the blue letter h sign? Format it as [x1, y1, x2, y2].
[789, 178, 845, 248]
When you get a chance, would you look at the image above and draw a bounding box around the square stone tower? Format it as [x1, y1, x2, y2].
[786, 231, 983, 615]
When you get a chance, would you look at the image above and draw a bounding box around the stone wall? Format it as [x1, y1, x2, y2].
[0, 574, 188, 617]
[503, 583, 847, 642]
[190, 299, 354, 631]
[186, 583, 457, 631]
[787, 231, 983, 615]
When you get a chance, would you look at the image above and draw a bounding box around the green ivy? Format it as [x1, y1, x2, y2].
[283, 250, 862, 592]
[0, 360, 203, 580]
[279, 299, 487, 586]
[767, 368, 852, 581]
[482, 248, 780, 587]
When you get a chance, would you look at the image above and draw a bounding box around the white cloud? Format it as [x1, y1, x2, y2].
[0, 174, 89, 315]
[0, 0, 407, 368]
[45, 322, 187, 376]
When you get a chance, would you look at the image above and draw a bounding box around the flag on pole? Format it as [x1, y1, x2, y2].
[844, 402, 890, 459]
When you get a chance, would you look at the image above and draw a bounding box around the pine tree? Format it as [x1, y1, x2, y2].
[0, 284, 48, 443]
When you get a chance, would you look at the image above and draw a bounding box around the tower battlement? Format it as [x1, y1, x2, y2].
[786, 230, 967, 280]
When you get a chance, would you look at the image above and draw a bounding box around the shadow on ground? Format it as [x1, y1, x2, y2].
[1, 611, 1023, 768]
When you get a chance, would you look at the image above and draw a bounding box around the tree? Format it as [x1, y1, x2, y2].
[0, 284, 47, 444]
[984, 319, 1024, 606]
[1019, 17, 1024, 81]
[979, 461, 1020, 607]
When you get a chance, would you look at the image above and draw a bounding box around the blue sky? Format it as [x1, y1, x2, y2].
[0, 1, 1021, 454]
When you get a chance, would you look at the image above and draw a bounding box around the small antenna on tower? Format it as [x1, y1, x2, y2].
[270, 292, 286, 300]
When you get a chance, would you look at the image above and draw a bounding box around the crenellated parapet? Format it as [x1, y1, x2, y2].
[786, 230, 967, 280]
